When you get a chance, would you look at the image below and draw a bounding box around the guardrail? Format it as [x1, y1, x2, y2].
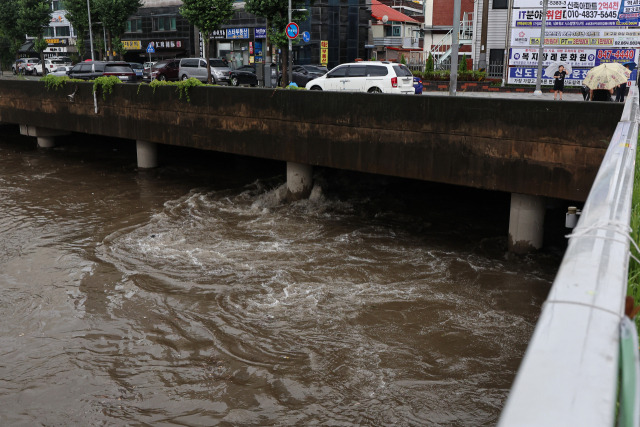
[498, 88, 640, 426]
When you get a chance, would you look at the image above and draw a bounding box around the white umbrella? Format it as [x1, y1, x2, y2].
[583, 63, 631, 90]
[544, 61, 572, 78]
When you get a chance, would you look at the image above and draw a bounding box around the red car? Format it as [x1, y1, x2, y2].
[150, 59, 180, 81]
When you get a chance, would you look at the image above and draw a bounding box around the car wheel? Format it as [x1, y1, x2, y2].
[158, 75, 166, 81]
[181, 75, 189, 81]
[310, 86, 322, 91]
[231, 76, 239, 86]
[368, 87, 382, 94]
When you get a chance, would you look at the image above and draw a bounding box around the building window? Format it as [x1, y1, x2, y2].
[152, 16, 176, 32]
[488, 49, 505, 77]
[52, 0, 65, 11]
[56, 26, 70, 37]
[126, 18, 142, 33]
[384, 25, 402, 37]
[493, 0, 508, 9]
[43, 27, 55, 37]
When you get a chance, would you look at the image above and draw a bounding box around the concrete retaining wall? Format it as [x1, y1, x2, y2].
[0, 80, 623, 201]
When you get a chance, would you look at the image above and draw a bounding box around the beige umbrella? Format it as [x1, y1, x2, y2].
[583, 63, 632, 90]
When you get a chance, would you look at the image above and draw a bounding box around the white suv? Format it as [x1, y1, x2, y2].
[305, 61, 414, 94]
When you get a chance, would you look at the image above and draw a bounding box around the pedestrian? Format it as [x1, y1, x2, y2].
[590, 88, 614, 102]
[553, 65, 567, 100]
[615, 64, 631, 102]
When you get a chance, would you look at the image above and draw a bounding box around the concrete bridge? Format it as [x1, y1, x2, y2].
[0, 80, 623, 252]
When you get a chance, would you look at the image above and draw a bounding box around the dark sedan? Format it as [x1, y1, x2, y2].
[278, 65, 328, 87]
[230, 65, 258, 87]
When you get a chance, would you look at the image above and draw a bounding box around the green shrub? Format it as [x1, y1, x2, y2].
[425, 52, 434, 73]
[92, 75, 121, 100]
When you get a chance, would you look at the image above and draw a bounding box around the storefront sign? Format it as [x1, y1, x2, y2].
[255, 27, 267, 39]
[509, 47, 597, 66]
[152, 40, 183, 49]
[510, 27, 640, 46]
[508, 66, 590, 85]
[227, 28, 249, 39]
[619, 0, 640, 23]
[211, 29, 226, 39]
[45, 38, 68, 47]
[507, 65, 637, 84]
[514, 0, 568, 7]
[321, 40, 328, 65]
[255, 41, 263, 63]
[511, 4, 638, 27]
[122, 40, 141, 50]
[509, 47, 635, 66]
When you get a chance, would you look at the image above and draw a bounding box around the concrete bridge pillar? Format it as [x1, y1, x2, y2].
[508, 193, 545, 253]
[19, 125, 67, 148]
[286, 162, 313, 200]
[136, 140, 158, 169]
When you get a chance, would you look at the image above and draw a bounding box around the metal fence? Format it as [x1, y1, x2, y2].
[498, 88, 640, 426]
[487, 61, 504, 78]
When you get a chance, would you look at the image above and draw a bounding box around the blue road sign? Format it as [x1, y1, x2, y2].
[146, 42, 155, 53]
[302, 31, 310, 42]
[286, 22, 299, 39]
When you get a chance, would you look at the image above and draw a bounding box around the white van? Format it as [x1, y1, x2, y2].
[305, 61, 414, 94]
[178, 58, 231, 84]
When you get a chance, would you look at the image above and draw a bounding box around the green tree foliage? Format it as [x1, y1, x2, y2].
[17, 0, 52, 73]
[425, 52, 434, 73]
[0, 0, 22, 70]
[245, 0, 308, 86]
[400, 53, 406, 65]
[94, 0, 142, 60]
[458, 53, 467, 72]
[180, 0, 234, 84]
[63, 0, 97, 59]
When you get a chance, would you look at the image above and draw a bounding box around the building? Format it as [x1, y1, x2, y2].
[118, 0, 369, 70]
[370, 0, 421, 63]
[423, 0, 474, 69]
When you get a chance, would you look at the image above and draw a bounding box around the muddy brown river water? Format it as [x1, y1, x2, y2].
[0, 126, 560, 425]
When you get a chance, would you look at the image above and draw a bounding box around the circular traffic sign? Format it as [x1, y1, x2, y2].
[286, 22, 299, 39]
[302, 31, 310, 42]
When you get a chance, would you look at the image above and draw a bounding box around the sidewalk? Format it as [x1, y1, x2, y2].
[421, 90, 585, 101]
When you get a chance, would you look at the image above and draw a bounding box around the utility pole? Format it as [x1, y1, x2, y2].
[86, 0, 95, 61]
[288, 0, 292, 85]
[533, 0, 549, 96]
[449, 0, 461, 96]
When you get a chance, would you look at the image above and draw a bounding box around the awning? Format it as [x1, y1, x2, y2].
[18, 41, 35, 54]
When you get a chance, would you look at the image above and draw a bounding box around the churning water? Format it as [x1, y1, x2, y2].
[0, 127, 559, 425]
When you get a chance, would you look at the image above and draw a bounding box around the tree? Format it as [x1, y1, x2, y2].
[0, 0, 23, 70]
[64, 0, 97, 60]
[425, 52, 434, 73]
[94, 0, 142, 61]
[458, 53, 467, 73]
[17, 0, 51, 74]
[180, 0, 234, 84]
[245, 0, 308, 87]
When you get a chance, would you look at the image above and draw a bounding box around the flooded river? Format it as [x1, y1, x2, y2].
[0, 126, 560, 425]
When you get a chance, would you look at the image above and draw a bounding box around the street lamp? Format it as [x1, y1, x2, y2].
[533, 0, 549, 96]
[86, 0, 95, 61]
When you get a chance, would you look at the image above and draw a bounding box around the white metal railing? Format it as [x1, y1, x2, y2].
[498, 88, 640, 426]
[429, 12, 473, 66]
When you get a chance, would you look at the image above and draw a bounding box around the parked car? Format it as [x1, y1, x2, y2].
[20, 58, 41, 75]
[49, 65, 73, 76]
[129, 62, 144, 80]
[142, 61, 156, 80]
[230, 65, 258, 86]
[277, 64, 327, 87]
[305, 61, 415, 94]
[413, 76, 423, 94]
[67, 61, 137, 82]
[150, 59, 180, 81]
[178, 57, 231, 84]
[35, 58, 72, 76]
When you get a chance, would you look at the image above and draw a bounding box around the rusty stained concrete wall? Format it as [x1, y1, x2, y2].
[0, 80, 623, 201]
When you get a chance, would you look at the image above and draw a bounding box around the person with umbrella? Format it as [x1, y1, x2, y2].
[583, 62, 632, 102]
[615, 61, 636, 102]
[552, 65, 567, 100]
